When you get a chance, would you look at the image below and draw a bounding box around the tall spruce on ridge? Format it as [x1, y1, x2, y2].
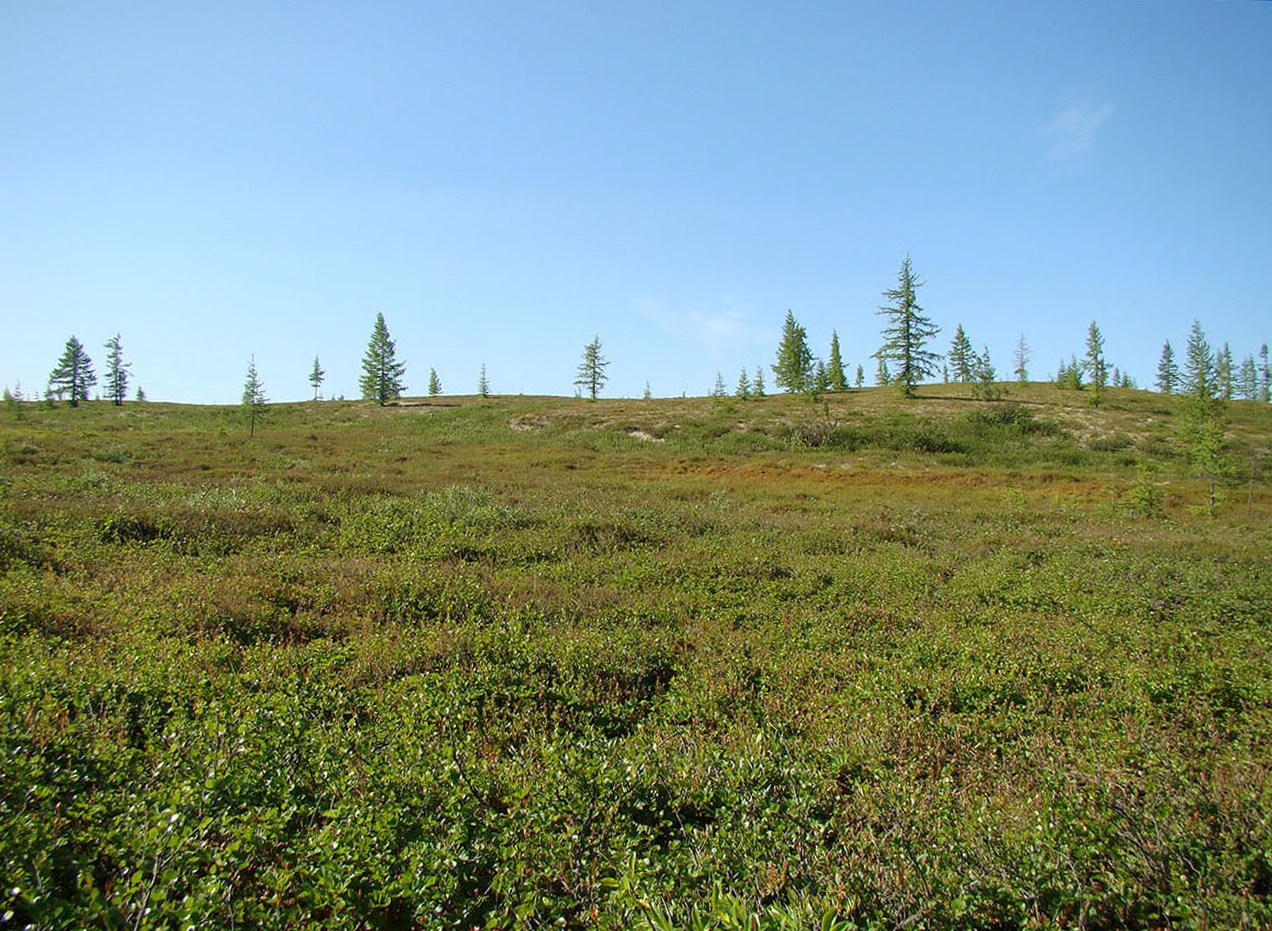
[48, 336, 97, 407]
[772, 310, 814, 394]
[827, 331, 847, 392]
[874, 255, 939, 397]
[948, 324, 974, 383]
[1156, 340, 1179, 394]
[309, 356, 325, 401]
[103, 333, 130, 406]
[574, 335, 609, 400]
[1178, 321, 1228, 514]
[1084, 321, 1108, 407]
[359, 313, 407, 405]
[1013, 334, 1030, 384]
[241, 355, 268, 438]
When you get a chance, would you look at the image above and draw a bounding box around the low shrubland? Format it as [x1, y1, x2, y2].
[1, 386, 1269, 928]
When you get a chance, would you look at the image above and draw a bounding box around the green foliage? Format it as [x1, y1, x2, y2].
[359, 312, 407, 405]
[241, 355, 268, 438]
[772, 311, 814, 394]
[1085, 320, 1108, 407]
[1157, 340, 1179, 394]
[309, 354, 325, 400]
[103, 333, 130, 406]
[874, 255, 940, 397]
[575, 335, 609, 400]
[1, 391, 1270, 928]
[826, 331, 847, 392]
[948, 324, 974, 383]
[47, 335, 96, 407]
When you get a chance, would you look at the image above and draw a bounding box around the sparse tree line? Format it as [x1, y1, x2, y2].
[8, 258, 1268, 412]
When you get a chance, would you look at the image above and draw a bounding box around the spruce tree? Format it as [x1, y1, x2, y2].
[1260, 344, 1270, 403]
[752, 366, 766, 397]
[1013, 334, 1030, 384]
[1156, 340, 1179, 394]
[875, 357, 890, 387]
[827, 331, 847, 392]
[1184, 320, 1216, 402]
[772, 311, 814, 394]
[428, 368, 442, 397]
[948, 324, 974, 383]
[814, 359, 829, 394]
[1085, 321, 1108, 407]
[103, 333, 130, 406]
[574, 335, 608, 400]
[48, 336, 96, 407]
[1237, 355, 1258, 401]
[643, 381, 652, 400]
[854, 364, 864, 389]
[874, 255, 940, 397]
[242, 355, 268, 438]
[735, 368, 751, 400]
[477, 363, 490, 398]
[309, 355, 325, 400]
[1216, 343, 1234, 399]
[359, 313, 407, 404]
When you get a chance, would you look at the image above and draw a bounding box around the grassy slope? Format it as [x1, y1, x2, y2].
[1, 386, 1270, 929]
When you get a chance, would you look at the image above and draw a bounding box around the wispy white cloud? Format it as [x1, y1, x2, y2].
[1045, 102, 1115, 159]
[636, 299, 772, 349]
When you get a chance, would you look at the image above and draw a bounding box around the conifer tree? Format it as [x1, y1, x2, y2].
[1237, 355, 1258, 400]
[359, 313, 407, 404]
[1085, 321, 1108, 407]
[814, 359, 829, 394]
[1156, 340, 1179, 394]
[242, 355, 268, 438]
[874, 255, 940, 397]
[827, 331, 847, 392]
[854, 364, 864, 389]
[735, 368, 751, 400]
[875, 357, 890, 386]
[948, 324, 974, 383]
[309, 356, 325, 400]
[643, 381, 652, 400]
[1216, 343, 1234, 400]
[752, 366, 765, 398]
[103, 333, 130, 406]
[48, 336, 96, 407]
[428, 368, 442, 397]
[1260, 344, 1270, 403]
[478, 363, 490, 398]
[1013, 334, 1030, 384]
[772, 311, 814, 394]
[1184, 320, 1216, 403]
[574, 335, 608, 400]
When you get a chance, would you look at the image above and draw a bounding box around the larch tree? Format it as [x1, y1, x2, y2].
[359, 313, 407, 405]
[1156, 340, 1179, 394]
[948, 324, 974, 383]
[1216, 343, 1234, 400]
[1013, 334, 1030, 384]
[48, 336, 97, 407]
[574, 335, 609, 400]
[1260, 344, 1270, 403]
[103, 333, 130, 406]
[772, 311, 814, 394]
[874, 255, 940, 398]
[309, 356, 325, 400]
[1237, 355, 1258, 400]
[242, 355, 268, 438]
[1084, 321, 1108, 407]
[827, 331, 847, 392]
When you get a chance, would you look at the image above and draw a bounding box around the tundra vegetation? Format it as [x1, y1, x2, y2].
[1, 384, 1270, 929]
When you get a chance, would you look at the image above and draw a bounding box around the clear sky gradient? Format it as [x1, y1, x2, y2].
[3, 1, 1270, 402]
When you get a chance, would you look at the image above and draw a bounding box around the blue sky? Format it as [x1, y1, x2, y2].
[2, 1, 1270, 402]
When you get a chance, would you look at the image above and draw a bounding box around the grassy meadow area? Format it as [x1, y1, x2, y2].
[2, 385, 1270, 929]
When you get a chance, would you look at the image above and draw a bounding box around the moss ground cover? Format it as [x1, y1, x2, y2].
[1, 387, 1270, 928]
